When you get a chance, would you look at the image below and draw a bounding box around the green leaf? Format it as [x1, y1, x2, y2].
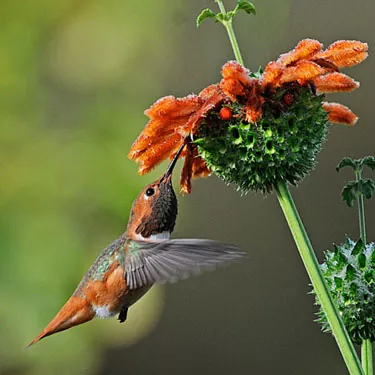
[235, 0, 256, 15]
[196, 8, 216, 27]
[336, 157, 357, 172]
[358, 253, 367, 269]
[215, 12, 227, 22]
[351, 239, 364, 255]
[345, 264, 356, 281]
[341, 181, 359, 207]
[359, 178, 375, 200]
[360, 156, 375, 171]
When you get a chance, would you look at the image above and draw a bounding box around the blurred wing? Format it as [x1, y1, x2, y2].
[125, 239, 246, 290]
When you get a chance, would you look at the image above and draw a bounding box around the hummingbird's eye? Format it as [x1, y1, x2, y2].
[145, 187, 155, 197]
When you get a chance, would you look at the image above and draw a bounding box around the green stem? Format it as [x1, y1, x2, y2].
[362, 339, 373, 375]
[275, 181, 363, 375]
[214, 0, 245, 65]
[355, 170, 372, 374]
[213, 1, 363, 373]
[355, 170, 367, 244]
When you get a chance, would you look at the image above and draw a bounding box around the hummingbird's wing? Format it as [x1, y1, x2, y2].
[125, 239, 245, 290]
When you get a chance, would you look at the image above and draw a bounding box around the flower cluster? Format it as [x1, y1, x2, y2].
[129, 39, 368, 193]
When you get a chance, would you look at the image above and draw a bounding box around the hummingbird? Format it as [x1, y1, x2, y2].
[28, 142, 245, 347]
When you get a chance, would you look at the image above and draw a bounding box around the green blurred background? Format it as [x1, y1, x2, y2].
[1, 0, 374, 374]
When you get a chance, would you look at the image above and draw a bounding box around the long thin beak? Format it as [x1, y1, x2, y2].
[163, 142, 186, 181]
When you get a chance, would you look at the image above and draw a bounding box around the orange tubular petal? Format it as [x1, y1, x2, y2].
[245, 84, 264, 123]
[180, 144, 194, 195]
[261, 61, 284, 88]
[312, 58, 340, 73]
[192, 156, 211, 178]
[277, 39, 323, 67]
[314, 72, 359, 93]
[129, 95, 203, 162]
[323, 102, 358, 126]
[180, 88, 226, 137]
[199, 84, 221, 99]
[137, 134, 183, 174]
[221, 61, 252, 84]
[145, 95, 202, 120]
[221, 61, 254, 100]
[279, 60, 326, 84]
[221, 78, 247, 100]
[314, 40, 368, 68]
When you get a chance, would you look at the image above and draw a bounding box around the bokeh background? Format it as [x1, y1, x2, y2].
[1, 0, 375, 374]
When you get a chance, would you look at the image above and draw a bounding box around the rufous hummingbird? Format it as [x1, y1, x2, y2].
[28, 143, 245, 347]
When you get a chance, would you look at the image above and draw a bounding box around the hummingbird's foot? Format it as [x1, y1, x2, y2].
[118, 306, 128, 323]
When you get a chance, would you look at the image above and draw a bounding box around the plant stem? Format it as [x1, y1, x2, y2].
[362, 339, 373, 375]
[214, 0, 245, 65]
[355, 169, 372, 374]
[214, 1, 363, 373]
[355, 169, 367, 244]
[275, 181, 363, 375]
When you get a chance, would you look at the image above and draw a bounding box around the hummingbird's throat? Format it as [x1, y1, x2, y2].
[137, 231, 170, 242]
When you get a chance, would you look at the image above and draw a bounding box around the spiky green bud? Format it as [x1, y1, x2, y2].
[316, 238, 375, 344]
[196, 86, 329, 193]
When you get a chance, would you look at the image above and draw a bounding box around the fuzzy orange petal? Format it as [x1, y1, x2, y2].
[145, 95, 203, 120]
[180, 144, 194, 195]
[221, 78, 248, 101]
[245, 84, 264, 123]
[314, 40, 368, 68]
[261, 61, 284, 88]
[199, 84, 222, 99]
[129, 95, 202, 161]
[179, 87, 226, 137]
[192, 156, 211, 178]
[323, 102, 358, 126]
[221, 61, 254, 100]
[277, 39, 323, 67]
[311, 58, 340, 73]
[314, 72, 359, 93]
[279, 60, 326, 85]
[137, 134, 183, 174]
[221, 61, 252, 84]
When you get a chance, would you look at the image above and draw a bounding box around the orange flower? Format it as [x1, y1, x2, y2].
[129, 38, 368, 193]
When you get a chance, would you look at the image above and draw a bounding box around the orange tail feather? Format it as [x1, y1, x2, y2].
[27, 296, 94, 348]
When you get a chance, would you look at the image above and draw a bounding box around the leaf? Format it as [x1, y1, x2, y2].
[351, 238, 364, 255]
[196, 8, 216, 27]
[359, 178, 375, 199]
[215, 12, 227, 23]
[360, 156, 375, 171]
[336, 157, 357, 172]
[235, 1, 256, 15]
[358, 253, 367, 269]
[341, 181, 359, 207]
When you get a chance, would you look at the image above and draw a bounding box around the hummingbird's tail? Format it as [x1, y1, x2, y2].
[27, 296, 95, 348]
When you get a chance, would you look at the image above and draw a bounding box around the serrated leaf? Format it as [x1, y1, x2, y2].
[346, 264, 356, 281]
[235, 1, 256, 15]
[351, 239, 364, 255]
[359, 178, 375, 200]
[358, 253, 367, 269]
[196, 8, 216, 27]
[360, 156, 375, 171]
[334, 277, 343, 289]
[364, 270, 374, 284]
[341, 181, 359, 207]
[336, 157, 357, 172]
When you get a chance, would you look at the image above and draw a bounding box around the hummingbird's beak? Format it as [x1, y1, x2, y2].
[162, 142, 186, 181]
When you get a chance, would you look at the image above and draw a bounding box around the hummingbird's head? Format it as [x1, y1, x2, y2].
[126, 143, 185, 241]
